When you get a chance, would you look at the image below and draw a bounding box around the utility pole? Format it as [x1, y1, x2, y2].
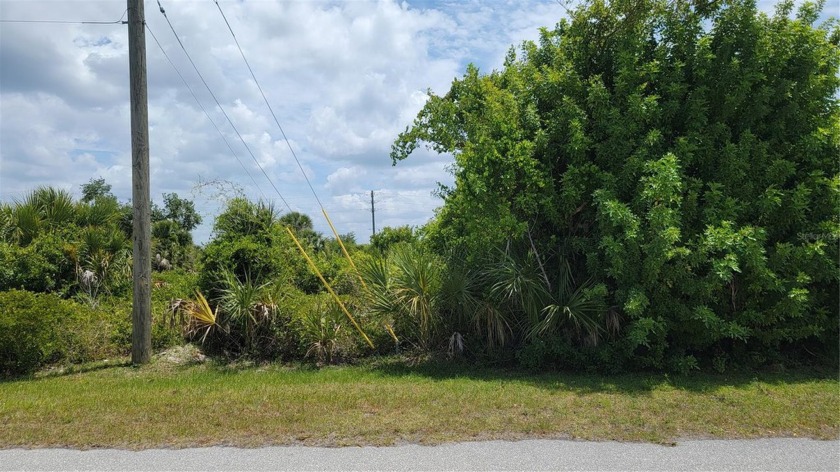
[128, 0, 151, 364]
[370, 190, 376, 237]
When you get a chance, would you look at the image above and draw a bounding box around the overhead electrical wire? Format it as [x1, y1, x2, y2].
[4, 3, 376, 346]
[212, 0, 324, 210]
[146, 24, 269, 202]
[211, 0, 367, 289]
[0, 19, 123, 25]
[165, 0, 373, 341]
[0, 10, 128, 25]
[155, 0, 293, 213]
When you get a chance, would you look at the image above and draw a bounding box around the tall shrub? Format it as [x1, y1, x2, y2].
[0, 290, 116, 376]
[393, 0, 839, 368]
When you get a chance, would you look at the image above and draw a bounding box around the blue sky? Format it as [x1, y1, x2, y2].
[0, 0, 836, 244]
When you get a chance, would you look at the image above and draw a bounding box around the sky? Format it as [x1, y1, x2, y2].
[0, 0, 573, 244]
[0, 0, 836, 244]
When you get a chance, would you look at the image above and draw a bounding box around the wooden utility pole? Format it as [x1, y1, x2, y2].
[128, 0, 151, 364]
[370, 190, 376, 237]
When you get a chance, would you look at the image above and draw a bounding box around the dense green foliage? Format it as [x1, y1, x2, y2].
[0, 183, 203, 298]
[0, 187, 131, 297]
[0, 290, 115, 375]
[392, 0, 839, 370]
[0, 182, 201, 375]
[194, 198, 367, 360]
[2, 0, 836, 375]
[369, 225, 418, 253]
[199, 199, 309, 299]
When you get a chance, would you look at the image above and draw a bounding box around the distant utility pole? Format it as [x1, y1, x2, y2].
[128, 0, 151, 364]
[370, 190, 376, 237]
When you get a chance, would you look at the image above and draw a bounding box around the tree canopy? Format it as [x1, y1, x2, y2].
[392, 0, 839, 369]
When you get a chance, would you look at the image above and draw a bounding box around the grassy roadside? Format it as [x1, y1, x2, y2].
[0, 356, 837, 449]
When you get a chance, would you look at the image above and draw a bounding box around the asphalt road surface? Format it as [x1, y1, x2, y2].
[1, 438, 837, 471]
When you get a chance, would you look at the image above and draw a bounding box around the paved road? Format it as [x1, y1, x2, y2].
[1, 438, 837, 471]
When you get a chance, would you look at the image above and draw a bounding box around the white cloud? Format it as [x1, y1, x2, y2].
[1, 0, 577, 242]
[326, 166, 369, 195]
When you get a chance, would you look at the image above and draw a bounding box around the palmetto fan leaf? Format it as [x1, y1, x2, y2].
[76, 197, 120, 228]
[25, 187, 76, 228]
[487, 250, 550, 327]
[485, 248, 605, 344]
[189, 290, 219, 343]
[359, 255, 397, 314]
[219, 271, 271, 325]
[442, 259, 513, 349]
[9, 203, 41, 245]
[217, 271, 278, 353]
[527, 279, 606, 342]
[391, 244, 443, 349]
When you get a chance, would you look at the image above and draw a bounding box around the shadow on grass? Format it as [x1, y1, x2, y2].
[362, 356, 839, 395]
[0, 358, 134, 384]
[4, 352, 835, 396]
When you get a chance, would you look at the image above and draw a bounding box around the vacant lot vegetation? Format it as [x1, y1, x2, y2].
[0, 5, 837, 456]
[0, 358, 836, 449]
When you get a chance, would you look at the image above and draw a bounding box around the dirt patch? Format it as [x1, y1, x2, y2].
[153, 344, 207, 366]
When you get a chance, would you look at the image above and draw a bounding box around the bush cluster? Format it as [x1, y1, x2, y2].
[2, 0, 836, 375]
[0, 290, 114, 375]
[392, 0, 839, 370]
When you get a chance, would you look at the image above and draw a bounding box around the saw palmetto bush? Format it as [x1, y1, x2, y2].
[361, 243, 517, 354]
[486, 249, 608, 347]
[297, 297, 345, 365]
[439, 259, 511, 351]
[218, 271, 290, 356]
[171, 273, 300, 360]
[390, 244, 444, 349]
[0, 186, 132, 298]
[361, 243, 450, 351]
[71, 226, 132, 303]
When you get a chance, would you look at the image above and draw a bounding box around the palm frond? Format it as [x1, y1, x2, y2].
[300, 300, 342, 364]
[219, 271, 270, 325]
[487, 249, 551, 326]
[391, 244, 443, 348]
[10, 203, 42, 245]
[189, 290, 219, 343]
[472, 300, 513, 349]
[527, 277, 606, 343]
[28, 187, 76, 227]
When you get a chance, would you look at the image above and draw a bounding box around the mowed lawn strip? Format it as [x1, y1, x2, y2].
[0, 360, 836, 449]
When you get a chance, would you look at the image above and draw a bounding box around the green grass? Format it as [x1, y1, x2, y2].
[0, 357, 837, 449]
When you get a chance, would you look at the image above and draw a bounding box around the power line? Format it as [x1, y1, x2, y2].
[159, 1, 373, 346]
[145, 23, 268, 202]
[155, 0, 292, 212]
[0, 10, 128, 25]
[0, 19, 123, 25]
[212, 0, 325, 210]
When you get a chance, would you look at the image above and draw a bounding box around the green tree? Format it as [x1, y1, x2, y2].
[279, 211, 324, 251]
[150, 193, 202, 268]
[80, 178, 113, 203]
[162, 193, 202, 232]
[392, 0, 840, 369]
[369, 225, 417, 254]
[279, 211, 313, 232]
[199, 199, 314, 299]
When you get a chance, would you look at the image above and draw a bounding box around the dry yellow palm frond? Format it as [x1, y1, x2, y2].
[188, 290, 218, 343]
